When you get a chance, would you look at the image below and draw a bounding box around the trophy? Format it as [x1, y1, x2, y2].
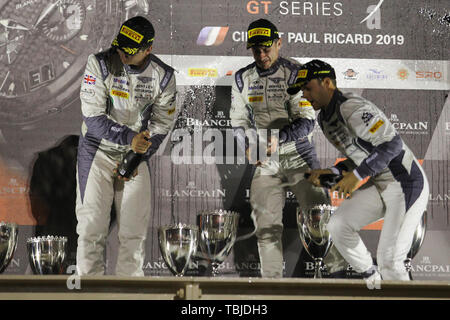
[0, 222, 18, 273]
[404, 211, 427, 279]
[158, 224, 198, 277]
[27, 236, 67, 274]
[297, 204, 335, 278]
[197, 210, 239, 276]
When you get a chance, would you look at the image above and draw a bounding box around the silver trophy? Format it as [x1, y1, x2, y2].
[158, 224, 198, 277]
[27, 236, 67, 274]
[405, 211, 427, 279]
[297, 205, 336, 278]
[0, 222, 18, 273]
[197, 210, 239, 276]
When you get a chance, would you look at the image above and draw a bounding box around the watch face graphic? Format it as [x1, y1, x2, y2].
[0, 0, 148, 126]
[41, 0, 87, 43]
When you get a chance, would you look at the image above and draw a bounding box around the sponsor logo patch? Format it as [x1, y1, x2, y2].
[248, 27, 271, 38]
[83, 74, 96, 85]
[269, 77, 284, 84]
[397, 68, 409, 80]
[297, 69, 308, 78]
[120, 25, 144, 43]
[343, 68, 359, 80]
[81, 88, 95, 98]
[188, 68, 218, 77]
[249, 96, 263, 102]
[299, 101, 311, 107]
[248, 85, 263, 90]
[111, 89, 129, 99]
[113, 78, 129, 85]
[369, 119, 384, 133]
[362, 112, 374, 126]
[137, 76, 153, 83]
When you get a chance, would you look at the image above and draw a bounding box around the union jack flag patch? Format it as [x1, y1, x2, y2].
[84, 74, 96, 85]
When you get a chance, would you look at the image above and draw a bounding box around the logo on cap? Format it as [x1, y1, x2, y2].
[122, 47, 139, 55]
[120, 25, 144, 44]
[248, 28, 271, 38]
[297, 70, 308, 78]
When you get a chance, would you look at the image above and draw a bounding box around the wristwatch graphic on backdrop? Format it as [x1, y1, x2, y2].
[0, 0, 149, 126]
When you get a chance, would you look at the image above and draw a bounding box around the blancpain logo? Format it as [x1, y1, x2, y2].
[411, 256, 450, 276]
[143, 260, 199, 271]
[390, 114, 428, 135]
[186, 117, 232, 128]
[160, 182, 226, 198]
[245, 188, 297, 200]
[429, 190, 450, 202]
[143, 260, 262, 273]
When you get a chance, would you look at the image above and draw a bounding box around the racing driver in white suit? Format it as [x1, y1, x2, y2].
[289, 60, 429, 281]
[76, 16, 176, 276]
[231, 19, 346, 278]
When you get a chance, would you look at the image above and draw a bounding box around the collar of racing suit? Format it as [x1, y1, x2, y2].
[320, 89, 347, 122]
[255, 58, 281, 77]
[123, 54, 152, 74]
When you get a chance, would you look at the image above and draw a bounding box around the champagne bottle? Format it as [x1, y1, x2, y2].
[304, 172, 343, 188]
[117, 150, 143, 179]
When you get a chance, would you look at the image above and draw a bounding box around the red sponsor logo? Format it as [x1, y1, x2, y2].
[397, 69, 409, 80]
[416, 71, 443, 80]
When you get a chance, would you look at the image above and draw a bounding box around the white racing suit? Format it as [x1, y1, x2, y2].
[76, 48, 176, 276]
[230, 57, 346, 277]
[313, 90, 429, 280]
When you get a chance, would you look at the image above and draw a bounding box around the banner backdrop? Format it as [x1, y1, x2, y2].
[0, 0, 448, 280]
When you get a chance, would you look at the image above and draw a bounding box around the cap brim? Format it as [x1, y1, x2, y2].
[246, 39, 274, 49]
[112, 44, 141, 56]
[111, 35, 154, 56]
[286, 80, 307, 95]
[286, 86, 301, 95]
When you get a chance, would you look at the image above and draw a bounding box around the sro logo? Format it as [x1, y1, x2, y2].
[416, 71, 443, 80]
[246, 0, 272, 14]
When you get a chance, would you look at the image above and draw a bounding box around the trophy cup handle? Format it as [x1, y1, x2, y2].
[404, 211, 427, 280]
[404, 258, 412, 280]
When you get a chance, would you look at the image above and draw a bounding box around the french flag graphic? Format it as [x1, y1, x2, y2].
[196, 26, 229, 46]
